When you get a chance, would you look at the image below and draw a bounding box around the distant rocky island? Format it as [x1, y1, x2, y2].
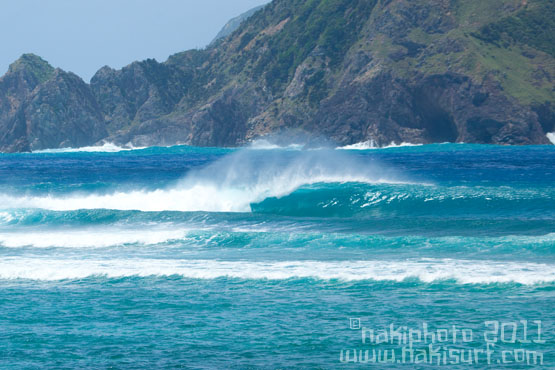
[1, 0, 554, 152]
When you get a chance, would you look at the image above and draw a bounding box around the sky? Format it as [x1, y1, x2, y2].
[1, 0, 269, 81]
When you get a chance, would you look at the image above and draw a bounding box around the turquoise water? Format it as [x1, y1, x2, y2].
[0, 143, 553, 368]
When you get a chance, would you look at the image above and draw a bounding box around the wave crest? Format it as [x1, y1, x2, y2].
[0, 258, 552, 284]
[338, 140, 423, 150]
[0, 149, 403, 212]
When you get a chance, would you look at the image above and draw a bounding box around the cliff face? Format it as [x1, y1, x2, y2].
[1, 0, 554, 152]
[0, 54, 106, 152]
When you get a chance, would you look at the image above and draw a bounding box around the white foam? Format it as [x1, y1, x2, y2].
[339, 140, 378, 150]
[338, 141, 422, 150]
[0, 149, 406, 212]
[0, 229, 189, 248]
[0, 212, 14, 223]
[248, 139, 304, 150]
[0, 258, 552, 284]
[547, 133, 555, 145]
[33, 142, 146, 153]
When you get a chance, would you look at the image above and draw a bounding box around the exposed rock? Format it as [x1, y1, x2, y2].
[1, 0, 554, 152]
[0, 55, 106, 152]
[90, 59, 192, 134]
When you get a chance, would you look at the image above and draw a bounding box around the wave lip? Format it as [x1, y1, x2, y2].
[0, 258, 553, 284]
[0, 148, 407, 212]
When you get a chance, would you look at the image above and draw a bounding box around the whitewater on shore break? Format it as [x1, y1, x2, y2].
[32, 142, 147, 153]
[338, 140, 423, 150]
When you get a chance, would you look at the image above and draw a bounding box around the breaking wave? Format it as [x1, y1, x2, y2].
[0, 149, 405, 212]
[0, 258, 553, 284]
[247, 139, 305, 150]
[338, 140, 423, 150]
[0, 228, 191, 248]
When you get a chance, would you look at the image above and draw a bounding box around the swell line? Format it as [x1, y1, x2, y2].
[0, 258, 553, 284]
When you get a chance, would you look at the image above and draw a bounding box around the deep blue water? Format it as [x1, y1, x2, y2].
[0, 143, 553, 368]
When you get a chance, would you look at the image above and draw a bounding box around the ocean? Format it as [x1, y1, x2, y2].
[0, 143, 553, 368]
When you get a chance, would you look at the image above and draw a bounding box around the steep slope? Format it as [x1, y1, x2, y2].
[210, 5, 267, 44]
[0, 55, 106, 152]
[102, 0, 554, 147]
[1, 0, 554, 151]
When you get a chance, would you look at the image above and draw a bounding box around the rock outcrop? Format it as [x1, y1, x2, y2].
[0, 54, 106, 152]
[1, 0, 554, 152]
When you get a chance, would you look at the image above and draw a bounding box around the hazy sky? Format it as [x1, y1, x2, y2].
[1, 0, 269, 81]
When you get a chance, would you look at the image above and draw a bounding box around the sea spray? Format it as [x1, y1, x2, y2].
[0, 148, 403, 212]
[0, 143, 554, 368]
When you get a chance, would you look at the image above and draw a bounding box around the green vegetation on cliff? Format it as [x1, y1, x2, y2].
[8, 53, 55, 84]
[0, 0, 554, 152]
[246, 0, 377, 92]
[474, 0, 555, 57]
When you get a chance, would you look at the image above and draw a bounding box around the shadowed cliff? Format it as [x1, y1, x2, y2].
[1, 0, 554, 152]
